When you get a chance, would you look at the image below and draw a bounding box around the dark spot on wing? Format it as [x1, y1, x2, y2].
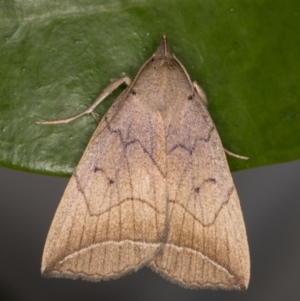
[206, 178, 216, 183]
[94, 166, 101, 173]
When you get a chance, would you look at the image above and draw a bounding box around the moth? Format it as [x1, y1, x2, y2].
[38, 36, 250, 290]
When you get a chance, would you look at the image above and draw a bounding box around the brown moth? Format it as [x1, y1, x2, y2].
[37, 36, 250, 290]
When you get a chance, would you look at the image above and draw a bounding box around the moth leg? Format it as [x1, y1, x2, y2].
[36, 76, 132, 125]
[224, 148, 249, 160]
[193, 81, 208, 106]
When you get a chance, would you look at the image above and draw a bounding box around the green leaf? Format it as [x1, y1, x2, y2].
[0, 0, 299, 176]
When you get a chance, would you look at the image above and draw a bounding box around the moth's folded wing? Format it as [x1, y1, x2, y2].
[42, 92, 167, 281]
[149, 94, 250, 290]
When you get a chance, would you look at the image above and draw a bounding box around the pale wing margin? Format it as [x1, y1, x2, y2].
[42, 91, 168, 281]
[149, 87, 250, 290]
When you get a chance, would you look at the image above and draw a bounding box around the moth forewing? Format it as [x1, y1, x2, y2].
[39, 36, 250, 290]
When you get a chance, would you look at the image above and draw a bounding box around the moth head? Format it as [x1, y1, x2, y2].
[149, 35, 177, 68]
[156, 35, 172, 57]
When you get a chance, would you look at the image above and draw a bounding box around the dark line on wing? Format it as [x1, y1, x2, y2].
[74, 168, 232, 227]
[76, 210, 88, 267]
[169, 186, 235, 227]
[124, 124, 137, 243]
[167, 126, 215, 155]
[104, 116, 165, 177]
[74, 173, 165, 217]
